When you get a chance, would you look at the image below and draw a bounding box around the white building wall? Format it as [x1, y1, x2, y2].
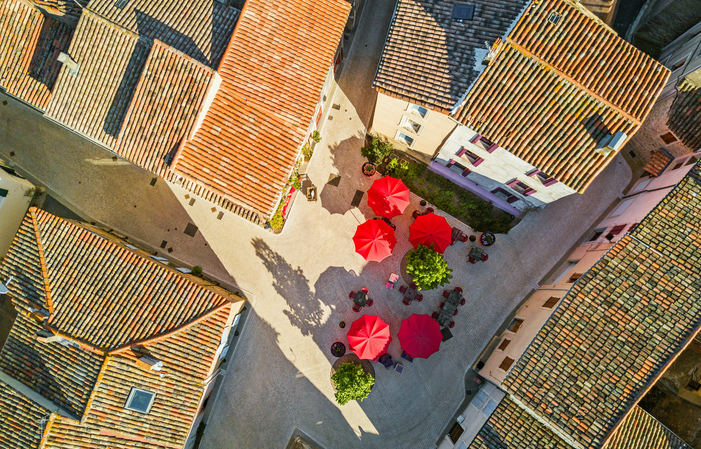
[0, 168, 34, 259]
[435, 125, 577, 212]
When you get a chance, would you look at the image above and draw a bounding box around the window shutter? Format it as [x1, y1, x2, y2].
[487, 143, 499, 153]
[470, 134, 481, 144]
[473, 157, 484, 167]
[507, 196, 518, 204]
[543, 178, 558, 187]
[457, 147, 468, 157]
[524, 188, 536, 196]
[506, 179, 519, 187]
[461, 168, 471, 177]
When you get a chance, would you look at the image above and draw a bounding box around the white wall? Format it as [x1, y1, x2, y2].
[435, 125, 577, 211]
[0, 169, 34, 259]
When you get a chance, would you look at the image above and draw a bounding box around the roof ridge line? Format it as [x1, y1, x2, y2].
[28, 208, 54, 314]
[109, 301, 231, 355]
[628, 406, 693, 449]
[504, 39, 641, 126]
[506, 394, 583, 449]
[79, 355, 111, 425]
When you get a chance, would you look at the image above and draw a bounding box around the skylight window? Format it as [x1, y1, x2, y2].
[548, 12, 562, 25]
[125, 388, 156, 414]
[453, 4, 475, 22]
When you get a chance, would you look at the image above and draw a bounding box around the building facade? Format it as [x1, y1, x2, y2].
[0, 162, 34, 258]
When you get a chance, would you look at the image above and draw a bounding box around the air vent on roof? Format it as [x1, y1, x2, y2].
[548, 12, 562, 25]
[114, 0, 128, 8]
[136, 355, 163, 372]
[453, 4, 475, 22]
[57, 52, 80, 77]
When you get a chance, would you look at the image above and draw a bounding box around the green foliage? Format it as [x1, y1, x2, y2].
[361, 135, 394, 164]
[302, 143, 313, 162]
[191, 266, 203, 277]
[332, 362, 374, 405]
[312, 130, 322, 143]
[383, 157, 514, 234]
[406, 244, 453, 291]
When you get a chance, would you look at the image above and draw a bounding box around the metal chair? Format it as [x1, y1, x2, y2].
[402, 297, 411, 306]
[401, 351, 414, 363]
[449, 321, 455, 329]
[361, 287, 369, 294]
[352, 304, 362, 313]
[439, 302, 445, 309]
[481, 253, 489, 261]
[349, 291, 356, 299]
[412, 210, 421, 219]
[410, 282, 417, 289]
[379, 354, 393, 370]
[455, 287, 463, 294]
[416, 294, 423, 302]
[399, 285, 408, 294]
[459, 234, 469, 243]
[453, 309, 458, 316]
[468, 257, 476, 264]
[366, 299, 374, 307]
[426, 207, 434, 214]
[442, 290, 450, 298]
[431, 312, 440, 320]
[460, 298, 466, 306]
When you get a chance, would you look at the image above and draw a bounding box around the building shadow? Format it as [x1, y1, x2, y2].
[27, 17, 75, 91]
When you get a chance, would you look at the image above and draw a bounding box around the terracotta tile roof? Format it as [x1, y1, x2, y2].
[0, 379, 50, 449]
[0, 0, 73, 110]
[503, 163, 701, 448]
[0, 313, 104, 417]
[373, 0, 529, 111]
[24, 0, 88, 21]
[175, 0, 351, 219]
[87, 0, 239, 68]
[0, 208, 239, 448]
[603, 406, 691, 449]
[453, 0, 669, 192]
[44, 11, 150, 148]
[115, 41, 214, 177]
[642, 148, 674, 177]
[667, 68, 701, 151]
[469, 395, 572, 449]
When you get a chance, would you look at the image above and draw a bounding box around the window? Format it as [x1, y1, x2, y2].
[447, 160, 471, 177]
[609, 224, 626, 236]
[457, 147, 483, 166]
[400, 116, 423, 134]
[125, 388, 156, 414]
[491, 187, 519, 204]
[568, 273, 583, 283]
[396, 132, 414, 147]
[409, 104, 429, 119]
[499, 357, 515, 371]
[660, 132, 678, 144]
[671, 160, 685, 170]
[498, 339, 511, 351]
[548, 11, 562, 25]
[507, 179, 536, 196]
[528, 169, 557, 186]
[452, 4, 474, 22]
[449, 422, 465, 443]
[671, 58, 687, 71]
[686, 156, 698, 166]
[543, 297, 559, 309]
[470, 134, 498, 153]
[589, 228, 605, 241]
[507, 318, 523, 333]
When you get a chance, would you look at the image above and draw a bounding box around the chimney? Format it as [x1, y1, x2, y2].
[136, 355, 163, 372]
[57, 52, 80, 77]
[36, 330, 62, 343]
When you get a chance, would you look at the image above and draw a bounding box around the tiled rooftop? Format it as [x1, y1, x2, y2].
[115, 41, 215, 177]
[176, 0, 351, 219]
[0, 0, 74, 110]
[642, 148, 674, 177]
[469, 395, 572, 449]
[0, 380, 50, 449]
[602, 406, 691, 449]
[453, 0, 669, 192]
[502, 163, 701, 448]
[0, 208, 241, 447]
[667, 68, 701, 151]
[87, 0, 239, 68]
[373, 0, 528, 111]
[44, 11, 150, 148]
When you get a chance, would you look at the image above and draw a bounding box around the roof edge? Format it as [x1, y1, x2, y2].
[28, 208, 53, 314]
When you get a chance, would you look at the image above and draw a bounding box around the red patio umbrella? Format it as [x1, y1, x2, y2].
[353, 219, 397, 262]
[347, 315, 392, 360]
[409, 212, 452, 253]
[367, 176, 410, 219]
[398, 314, 442, 359]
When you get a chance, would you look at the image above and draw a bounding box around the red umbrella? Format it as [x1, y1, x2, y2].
[353, 219, 397, 262]
[409, 212, 452, 253]
[398, 314, 442, 359]
[347, 315, 392, 360]
[367, 176, 410, 219]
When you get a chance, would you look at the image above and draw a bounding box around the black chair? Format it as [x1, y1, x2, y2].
[379, 354, 393, 369]
[401, 351, 414, 363]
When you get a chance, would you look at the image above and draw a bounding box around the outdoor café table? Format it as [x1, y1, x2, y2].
[403, 285, 418, 303]
[451, 227, 466, 244]
[437, 290, 462, 327]
[468, 245, 484, 261]
[354, 291, 368, 307]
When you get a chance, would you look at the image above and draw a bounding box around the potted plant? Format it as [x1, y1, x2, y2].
[405, 244, 453, 290]
[361, 135, 394, 164]
[362, 162, 376, 176]
[331, 362, 375, 405]
[480, 231, 496, 246]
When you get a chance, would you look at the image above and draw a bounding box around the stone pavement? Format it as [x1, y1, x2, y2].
[0, 0, 632, 446]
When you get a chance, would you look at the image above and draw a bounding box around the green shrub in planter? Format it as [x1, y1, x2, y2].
[191, 266, 203, 277]
[406, 244, 453, 290]
[312, 131, 322, 143]
[332, 362, 374, 405]
[361, 135, 394, 164]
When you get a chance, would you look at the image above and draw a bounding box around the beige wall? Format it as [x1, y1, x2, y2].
[0, 169, 34, 259]
[370, 93, 457, 162]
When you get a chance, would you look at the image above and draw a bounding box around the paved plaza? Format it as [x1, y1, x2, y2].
[0, 0, 633, 447]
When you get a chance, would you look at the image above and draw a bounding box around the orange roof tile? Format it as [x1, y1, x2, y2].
[175, 0, 351, 219]
[642, 148, 674, 177]
[0, 0, 73, 110]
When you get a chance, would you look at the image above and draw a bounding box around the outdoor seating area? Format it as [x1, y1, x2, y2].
[350, 288, 373, 312]
[433, 287, 467, 329]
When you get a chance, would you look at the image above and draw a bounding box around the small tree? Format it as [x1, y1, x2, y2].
[361, 135, 394, 164]
[332, 362, 374, 405]
[406, 244, 453, 290]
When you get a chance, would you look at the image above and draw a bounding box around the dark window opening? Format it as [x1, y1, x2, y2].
[498, 339, 511, 351]
[499, 357, 515, 371]
[548, 12, 562, 25]
[507, 319, 523, 333]
[457, 147, 483, 166]
[568, 273, 583, 283]
[449, 422, 465, 443]
[609, 224, 626, 235]
[660, 132, 678, 144]
[491, 187, 519, 204]
[589, 228, 605, 241]
[672, 161, 684, 170]
[543, 297, 559, 309]
[452, 4, 475, 22]
[686, 156, 698, 166]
